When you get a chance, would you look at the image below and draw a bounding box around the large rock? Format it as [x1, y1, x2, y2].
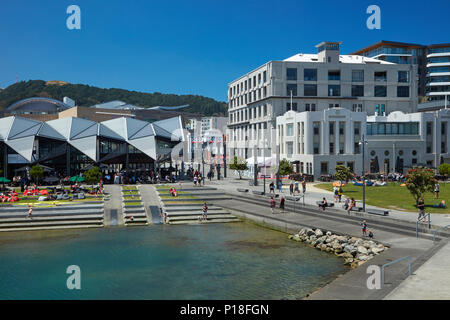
[357, 246, 368, 254]
[344, 245, 355, 253]
[306, 228, 315, 237]
[332, 243, 343, 253]
[326, 231, 332, 236]
[344, 258, 354, 265]
[356, 254, 370, 261]
[315, 229, 323, 237]
[298, 229, 306, 236]
[371, 247, 384, 254]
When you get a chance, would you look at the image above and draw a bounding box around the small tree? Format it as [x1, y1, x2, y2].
[279, 159, 294, 176]
[439, 163, 450, 176]
[30, 165, 44, 185]
[229, 156, 248, 179]
[84, 166, 102, 189]
[334, 165, 353, 182]
[405, 167, 436, 204]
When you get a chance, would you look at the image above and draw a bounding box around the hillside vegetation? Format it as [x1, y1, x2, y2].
[0, 80, 227, 116]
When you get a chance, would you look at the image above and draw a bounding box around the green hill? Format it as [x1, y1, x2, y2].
[0, 80, 228, 116]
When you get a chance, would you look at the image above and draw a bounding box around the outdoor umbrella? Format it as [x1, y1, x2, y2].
[0, 177, 11, 190]
[69, 176, 85, 183]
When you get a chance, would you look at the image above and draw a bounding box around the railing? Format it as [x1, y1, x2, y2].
[381, 256, 412, 285]
[433, 224, 450, 245]
[416, 213, 431, 238]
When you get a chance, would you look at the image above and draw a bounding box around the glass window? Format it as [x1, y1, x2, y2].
[352, 85, 364, 97]
[374, 71, 387, 82]
[287, 84, 297, 96]
[352, 70, 364, 82]
[328, 70, 340, 81]
[304, 84, 317, 96]
[397, 86, 409, 97]
[304, 69, 317, 81]
[287, 68, 297, 81]
[263, 71, 267, 83]
[328, 85, 340, 96]
[287, 124, 294, 136]
[375, 86, 387, 97]
[398, 71, 409, 83]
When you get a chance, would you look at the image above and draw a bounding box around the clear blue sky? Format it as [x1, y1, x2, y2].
[0, 0, 449, 102]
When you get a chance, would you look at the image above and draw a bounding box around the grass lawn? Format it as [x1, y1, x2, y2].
[0, 198, 103, 207]
[123, 196, 142, 200]
[160, 195, 198, 199]
[315, 182, 450, 213]
[122, 186, 138, 191]
[124, 201, 142, 206]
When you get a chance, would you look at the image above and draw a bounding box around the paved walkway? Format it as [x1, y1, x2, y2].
[103, 185, 123, 226]
[385, 240, 450, 299]
[204, 177, 450, 228]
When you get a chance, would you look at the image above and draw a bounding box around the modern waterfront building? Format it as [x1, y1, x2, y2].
[352, 41, 450, 109]
[227, 41, 418, 160]
[0, 115, 185, 177]
[5, 97, 201, 123]
[276, 108, 450, 178]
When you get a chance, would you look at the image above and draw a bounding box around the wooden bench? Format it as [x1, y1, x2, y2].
[237, 188, 249, 193]
[343, 204, 363, 212]
[316, 201, 334, 208]
[367, 208, 389, 216]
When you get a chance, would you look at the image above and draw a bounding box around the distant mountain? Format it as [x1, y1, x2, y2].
[0, 80, 228, 116]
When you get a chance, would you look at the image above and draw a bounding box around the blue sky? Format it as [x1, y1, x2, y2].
[0, 0, 449, 102]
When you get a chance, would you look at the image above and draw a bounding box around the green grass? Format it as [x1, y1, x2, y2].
[123, 196, 142, 200]
[122, 186, 138, 191]
[124, 201, 143, 206]
[315, 182, 450, 213]
[160, 195, 198, 200]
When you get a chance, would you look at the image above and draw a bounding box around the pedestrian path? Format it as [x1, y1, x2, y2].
[385, 240, 450, 299]
[103, 184, 123, 226]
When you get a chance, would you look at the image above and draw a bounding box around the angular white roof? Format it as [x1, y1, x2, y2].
[283, 54, 394, 64]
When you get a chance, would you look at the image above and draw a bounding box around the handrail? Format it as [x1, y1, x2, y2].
[416, 213, 431, 238]
[381, 256, 411, 285]
[433, 224, 450, 245]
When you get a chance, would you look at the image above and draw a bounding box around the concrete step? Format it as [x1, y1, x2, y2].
[0, 214, 104, 223]
[168, 214, 238, 221]
[0, 209, 104, 219]
[164, 206, 224, 212]
[0, 224, 103, 232]
[0, 220, 103, 229]
[169, 218, 240, 225]
[166, 210, 228, 217]
[161, 196, 231, 202]
[155, 187, 218, 191]
[0, 204, 104, 212]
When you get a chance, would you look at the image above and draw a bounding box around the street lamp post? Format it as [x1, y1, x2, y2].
[359, 134, 368, 212]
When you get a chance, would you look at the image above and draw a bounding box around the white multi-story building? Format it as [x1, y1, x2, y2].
[227, 41, 418, 160]
[276, 109, 450, 178]
[189, 117, 228, 136]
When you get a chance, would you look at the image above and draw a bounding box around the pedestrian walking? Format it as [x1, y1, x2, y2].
[277, 180, 282, 192]
[280, 196, 285, 213]
[270, 197, 276, 214]
[289, 183, 294, 196]
[27, 205, 33, 219]
[302, 180, 306, 193]
[338, 186, 343, 203]
[333, 186, 339, 202]
[361, 220, 367, 236]
[269, 182, 275, 194]
[434, 182, 440, 199]
[294, 180, 299, 195]
[417, 197, 427, 222]
[202, 202, 208, 221]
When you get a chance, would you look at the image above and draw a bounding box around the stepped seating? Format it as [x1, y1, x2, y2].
[0, 203, 104, 232]
[121, 186, 148, 226]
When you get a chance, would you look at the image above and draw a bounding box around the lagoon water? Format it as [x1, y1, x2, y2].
[0, 222, 347, 299]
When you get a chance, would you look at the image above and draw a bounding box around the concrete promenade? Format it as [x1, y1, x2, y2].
[189, 176, 450, 299]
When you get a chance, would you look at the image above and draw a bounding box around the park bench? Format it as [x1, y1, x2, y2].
[237, 188, 249, 193]
[316, 201, 334, 208]
[252, 191, 265, 195]
[343, 204, 363, 212]
[367, 208, 389, 216]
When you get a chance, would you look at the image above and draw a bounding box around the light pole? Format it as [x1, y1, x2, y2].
[359, 134, 368, 212]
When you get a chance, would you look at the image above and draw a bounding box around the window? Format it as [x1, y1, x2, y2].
[352, 70, 364, 82]
[263, 71, 267, 83]
[321, 162, 328, 174]
[375, 104, 385, 115]
[374, 71, 387, 82]
[328, 70, 340, 81]
[286, 124, 294, 136]
[352, 104, 363, 112]
[398, 71, 409, 83]
[287, 142, 293, 156]
[352, 85, 364, 97]
[329, 142, 334, 154]
[304, 69, 317, 81]
[287, 68, 297, 81]
[311, 103, 316, 111]
[287, 102, 297, 111]
[375, 86, 387, 97]
[304, 84, 317, 96]
[287, 84, 297, 96]
[258, 73, 261, 84]
[397, 86, 409, 97]
[329, 122, 334, 135]
[263, 104, 267, 116]
[328, 85, 340, 96]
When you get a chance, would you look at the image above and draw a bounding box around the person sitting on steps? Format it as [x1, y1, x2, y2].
[318, 197, 328, 211]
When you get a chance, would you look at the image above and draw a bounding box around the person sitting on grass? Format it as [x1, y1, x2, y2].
[432, 200, 446, 208]
[172, 188, 177, 197]
[318, 197, 328, 211]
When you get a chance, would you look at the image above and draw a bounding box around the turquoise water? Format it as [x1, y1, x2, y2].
[0, 223, 348, 299]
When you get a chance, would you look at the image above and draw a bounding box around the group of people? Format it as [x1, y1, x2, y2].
[197, 202, 208, 221]
[193, 171, 203, 186]
[288, 180, 307, 195]
[168, 187, 178, 197]
[269, 196, 285, 214]
[0, 190, 19, 202]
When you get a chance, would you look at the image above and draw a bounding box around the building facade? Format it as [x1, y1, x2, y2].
[227, 42, 418, 160]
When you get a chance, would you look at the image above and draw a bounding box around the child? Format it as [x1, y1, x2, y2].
[27, 205, 33, 219]
[270, 197, 276, 213]
[368, 230, 374, 239]
[361, 220, 367, 237]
